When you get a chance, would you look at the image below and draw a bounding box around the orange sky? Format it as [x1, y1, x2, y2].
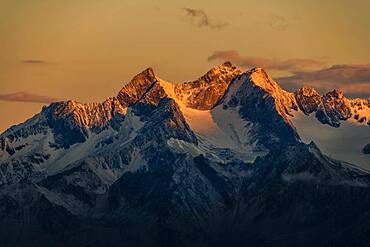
[1, 0, 370, 132]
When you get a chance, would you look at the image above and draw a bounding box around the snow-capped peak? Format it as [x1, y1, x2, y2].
[222, 67, 298, 122]
[1, 62, 369, 179]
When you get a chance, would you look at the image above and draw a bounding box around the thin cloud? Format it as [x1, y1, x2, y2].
[0, 92, 59, 104]
[21, 59, 49, 64]
[208, 50, 326, 72]
[208, 50, 370, 97]
[278, 64, 370, 98]
[182, 8, 228, 30]
[279, 64, 370, 83]
[268, 14, 289, 31]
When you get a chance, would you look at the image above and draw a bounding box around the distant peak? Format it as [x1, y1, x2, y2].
[300, 85, 317, 91]
[117, 67, 161, 107]
[207, 62, 240, 74]
[296, 86, 321, 97]
[134, 67, 157, 81]
[222, 61, 233, 68]
[174, 62, 242, 110]
[250, 67, 265, 73]
[324, 89, 345, 99]
[246, 67, 278, 91]
[294, 87, 322, 115]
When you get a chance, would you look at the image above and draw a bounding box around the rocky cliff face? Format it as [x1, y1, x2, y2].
[294, 87, 370, 127]
[117, 67, 159, 106]
[221, 68, 299, 148]
[294, 86, 322, 115]
[315, 89, 353, 127]
[0, 63, 369, 247]
[174, 62, 242, 110]
[44, 98, 126, 129]
[351, 98, 370, 125]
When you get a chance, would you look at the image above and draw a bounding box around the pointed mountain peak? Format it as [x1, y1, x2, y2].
[294, 86, 322, 115]
[315, 89, 352, 127]
[295, 86, 321, 97]
[222, 61, 234, 68]
[197, 63, 241, 84]
[206, 62, 241, 75]
[248, 67, 270, 78]
[245, 67, 283, 94]
[209, 61, 234, 70]
[131, 67, 157, 83]
[221, 66, 299, 125]
[293, 86, 369, 127]
[248, 67, 271, 78]
[324, 89, 345, 99]
[250, 67, 266, 73]
[117, 67, 160, 107]
[174, 63, 242, 110]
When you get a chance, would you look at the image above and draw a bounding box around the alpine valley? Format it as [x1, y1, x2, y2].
[0, 62, 369, 247]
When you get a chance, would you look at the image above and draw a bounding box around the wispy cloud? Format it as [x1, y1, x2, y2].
[280, 64, 370, 83]
[0, 92, 59, 104]
[208, 50, 370, 97]
[278, 64, 370, 97]
[208, 50, 326, 72]
[182, 8, 228, 30]
[21, 59, 49, 64]
[268, 14, 289, 31]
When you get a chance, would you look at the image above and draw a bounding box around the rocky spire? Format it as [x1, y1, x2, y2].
[117, 67, 158, 107]
[174, 62, 242, 110]
[246, 68, 299, 118]
[294, 86, 322, 115]
[315, 89, 352, 127]
[218, 67, 301, 147]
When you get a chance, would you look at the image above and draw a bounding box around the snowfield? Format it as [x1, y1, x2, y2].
[291, 111, 370, 169]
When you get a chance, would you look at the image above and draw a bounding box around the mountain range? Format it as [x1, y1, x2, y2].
[0, 62, 369, 247]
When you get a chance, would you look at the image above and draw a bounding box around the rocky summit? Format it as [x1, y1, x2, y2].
[0, 62, 369, 247]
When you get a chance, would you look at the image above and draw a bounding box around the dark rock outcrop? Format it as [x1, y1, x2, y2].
[315, 90, 352, 127]
[294, 86, 322, 115]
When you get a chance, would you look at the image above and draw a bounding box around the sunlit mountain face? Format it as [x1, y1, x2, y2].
[1, 0, 370, 246]
[0, 63, 369, 247]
